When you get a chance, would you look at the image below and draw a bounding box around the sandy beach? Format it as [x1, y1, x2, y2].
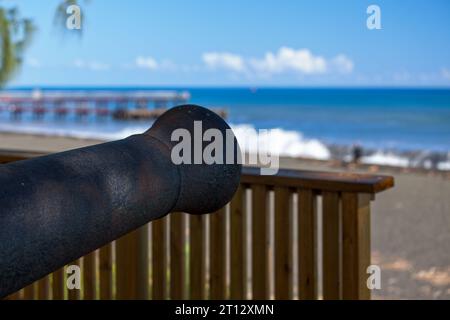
[0, 132, 102, 153]
[1, 132, 449, 299]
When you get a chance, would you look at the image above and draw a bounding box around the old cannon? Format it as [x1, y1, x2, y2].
[0, 105, 241, 298]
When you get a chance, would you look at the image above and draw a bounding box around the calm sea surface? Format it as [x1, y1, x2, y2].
[188, 88, 450, 152]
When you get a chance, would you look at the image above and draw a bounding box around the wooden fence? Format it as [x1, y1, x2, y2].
[1, 151, 393, 300]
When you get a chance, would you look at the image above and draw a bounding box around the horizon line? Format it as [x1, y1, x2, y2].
[5, 85, 450, 91]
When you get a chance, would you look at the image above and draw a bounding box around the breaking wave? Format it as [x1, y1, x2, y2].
[231, 124, 331, 160]
[1, 121, 449, 170]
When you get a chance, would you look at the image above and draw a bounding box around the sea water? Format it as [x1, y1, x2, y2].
[1, 87, 449, 170]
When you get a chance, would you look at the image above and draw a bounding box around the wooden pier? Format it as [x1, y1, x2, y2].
[0, 90, 225, 120]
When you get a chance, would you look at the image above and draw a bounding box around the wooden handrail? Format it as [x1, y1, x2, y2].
[242, 166, 394, 194]
[0, 149, 46, 163]
[1, 150, 394, 194]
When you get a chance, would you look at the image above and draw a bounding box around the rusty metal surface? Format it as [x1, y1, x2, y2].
[0, 104, 241, 298]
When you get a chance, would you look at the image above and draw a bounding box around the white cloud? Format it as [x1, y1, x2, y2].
[74, 59, 85, 68]
[201, 47, 354, 77]
[159, 59, 177, 71]
[202, 52, 246, 73]
[89, 62, 110, 71]
[74, 59, 110, 71]
[26, 57, 41, 68]
[331, 54, 354, 74]
[442, 68, 450, 80]
[134, 57, 179, 71]
[70, 48, 354, 78]
[136, 56, 158, 70]
[392, 71, 411, 82]
[250, 47, 327, 74]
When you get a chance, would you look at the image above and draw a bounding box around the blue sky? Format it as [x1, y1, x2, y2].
[7, 0, 450, 87]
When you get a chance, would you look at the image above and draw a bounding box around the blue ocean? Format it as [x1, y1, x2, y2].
[1, 88, 450, 169]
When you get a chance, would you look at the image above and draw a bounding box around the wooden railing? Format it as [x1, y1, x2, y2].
[1, 151, 394, 300]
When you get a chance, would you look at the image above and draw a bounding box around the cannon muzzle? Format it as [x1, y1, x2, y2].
[0, 104, 241, 297]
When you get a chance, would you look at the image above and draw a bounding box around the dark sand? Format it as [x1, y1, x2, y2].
[1, 132, 449, 299]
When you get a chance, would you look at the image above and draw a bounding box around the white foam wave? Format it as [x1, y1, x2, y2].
[0, 121, 331, 160]
[0, 122, 148, 141]
[2, 121, 449, 170]
[361, 151, 410, 167]
[231, 124, 331, 160]
[437, 161, 450, 171]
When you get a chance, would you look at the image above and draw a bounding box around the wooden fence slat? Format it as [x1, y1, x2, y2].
[99, 243, 113, 300]
[189, 214, 206, 299]
[342, 193, 371, 300]
[136, 225, 150, 299]
[67, 260, 81, 300]
[152, 217, 168, 299]
[230, 185, 245, 299]
[83, 251, 97, 300]
[22, 283, 35, 300]
[52, 267, 65, 300]
[116, 231, 136, 299]
[298, 189, 317, 299]
[322, 192, 341, 300]
[116, 225, 149, 299]
[274, 187, 292, 299]
[251, 184, 269, 299]
[37, 275, 50, 300]
[209, 207, 227, 299]
[170, 213, 186, 299]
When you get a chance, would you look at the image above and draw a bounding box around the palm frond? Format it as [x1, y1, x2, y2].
[0, 7, 36, 87]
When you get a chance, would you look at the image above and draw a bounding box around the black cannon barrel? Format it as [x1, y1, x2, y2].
[0, 104, 241, 297]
